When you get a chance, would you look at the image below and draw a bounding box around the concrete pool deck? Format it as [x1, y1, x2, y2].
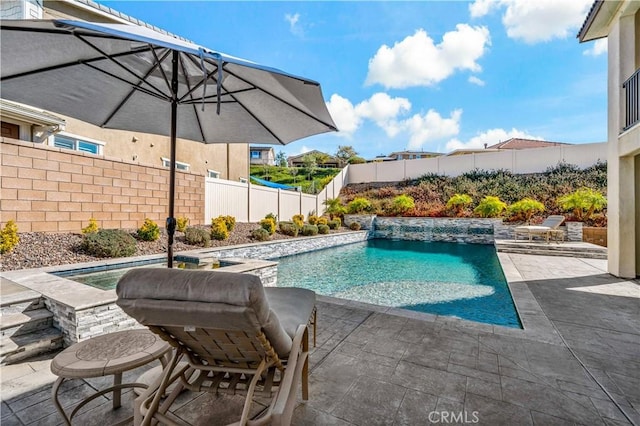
[1, 252, 639, 425]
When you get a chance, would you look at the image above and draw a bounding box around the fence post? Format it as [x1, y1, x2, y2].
[277, 188, 281, 221]
[247, 181, 251, 223]
[300, 189, 303, 215]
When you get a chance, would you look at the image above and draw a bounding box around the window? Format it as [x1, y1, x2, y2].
[207, 169, 220, 178]
[53, 134, 103, 155]
[161, 157, 190, 171]
[250, 150, 261, 159]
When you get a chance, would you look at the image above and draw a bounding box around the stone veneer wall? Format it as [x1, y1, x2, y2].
[374, 217, 502, 244]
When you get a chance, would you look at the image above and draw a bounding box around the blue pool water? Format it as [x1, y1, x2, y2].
[276, 239, 521, 328]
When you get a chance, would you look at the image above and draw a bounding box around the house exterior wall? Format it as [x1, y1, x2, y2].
[1, 138, 205, 232]
[606, 9, 640, 278]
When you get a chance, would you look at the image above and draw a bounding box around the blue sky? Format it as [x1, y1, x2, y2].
[99, 0, 606, 160]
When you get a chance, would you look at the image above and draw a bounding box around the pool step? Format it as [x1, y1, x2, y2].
[0, 277, 63, 364]
[495, 240, 607, 259]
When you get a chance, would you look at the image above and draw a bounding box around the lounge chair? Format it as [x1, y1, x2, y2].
[116, 268, 316, 426]
[514, 215, 565, 243]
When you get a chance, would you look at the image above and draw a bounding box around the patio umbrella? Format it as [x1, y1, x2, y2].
[0, 19, 336, 267]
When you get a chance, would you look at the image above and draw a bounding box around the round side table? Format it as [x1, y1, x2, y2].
[51, 329, 171, 425]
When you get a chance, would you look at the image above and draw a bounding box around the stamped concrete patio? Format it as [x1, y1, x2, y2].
[1, 253, 639, 425]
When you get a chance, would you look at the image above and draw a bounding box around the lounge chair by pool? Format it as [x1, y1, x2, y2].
[514, 215, 565, 243]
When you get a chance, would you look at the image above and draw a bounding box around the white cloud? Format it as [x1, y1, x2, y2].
[365, 25, 490, 89]
[469, 0, 592, 44]
[406, 109, 462, 149]
[284, 13, 303, 37]
[354, 93, 411, 137]
[583, 38, 607, 56]
[468, 76, 486, 86]
[325, 94, 362, 137]
[446, 128, 542, 151]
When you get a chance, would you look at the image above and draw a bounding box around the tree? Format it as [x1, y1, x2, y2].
[336, 145, 358, 164]
[348, 156, 366, 164]
[275, 151, 288, 167]
[314, 152, 330, 168]
[302, 154, 317, 179]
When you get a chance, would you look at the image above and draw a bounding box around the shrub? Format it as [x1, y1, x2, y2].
[211, 218, 229, 240]
[82, 218, 99, 234]
[307, 215, 318, 225]
[292, 214, 305, 228]
[184, 227, 211, 247]
[392, 194, 415, 215]
[278, 221, 299, 237]
[137, 218, 161, 241]
[260, 218, 276, 235]
[446, 194, 473, 217]
[176, 217, 189, 233]
[0, 220, 19, 254]
[252, 228, 270, 241]
[323, 198, 346, 219]
[557, 188, 607, 221]
[474, 196, 507, 218]
[347, 197, 372, 214]
[507, 198, 545, 223]
[328, 219, 341, 230]
[317, 217, 328, 225]
[318, 224, 330, 234]
[265, 212, 278, 222]
[349, 222, 361, 231]
[220, 215, 236, 232]
[82, 229, 136, 258]
[301, 224, 318, 236]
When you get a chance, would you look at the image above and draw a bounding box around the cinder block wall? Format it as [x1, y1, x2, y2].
[0, 138, 204, 232]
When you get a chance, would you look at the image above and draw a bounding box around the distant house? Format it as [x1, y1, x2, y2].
[249, 146, 275, 166]
[388, 150, 442, 160]
[447, 138, 570, 156]
[287, 150, 341, 168]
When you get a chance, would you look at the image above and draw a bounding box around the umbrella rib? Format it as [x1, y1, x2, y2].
[230, 94, 285, 144]
[99, 49, 174, 128]
[74, 34, 169, 99]
[82, 61, 170, 102]
[0, 48, 152, 82]
[178, 54, 220, 103]
[180, 88, 255, 104]
[224, 68, 338, 131]
[150, 48, 172, 95]
[177, 53, 206, 142]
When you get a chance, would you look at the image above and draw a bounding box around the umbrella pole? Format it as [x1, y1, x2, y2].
[167, 50, 179, 268]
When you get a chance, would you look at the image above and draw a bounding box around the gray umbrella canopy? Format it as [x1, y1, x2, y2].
[1, 19, 336, 266]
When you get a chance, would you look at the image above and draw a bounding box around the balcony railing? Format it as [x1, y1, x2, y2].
[622, 68, 640, 131]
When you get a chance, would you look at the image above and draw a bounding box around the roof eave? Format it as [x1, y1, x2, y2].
[578, 0, 627, 42]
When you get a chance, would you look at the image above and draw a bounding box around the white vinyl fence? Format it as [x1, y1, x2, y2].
[346, 142, 607, 184]
[205, 167, 349, 223]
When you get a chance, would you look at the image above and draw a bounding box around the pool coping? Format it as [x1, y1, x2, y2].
[1, 234, 563, 345]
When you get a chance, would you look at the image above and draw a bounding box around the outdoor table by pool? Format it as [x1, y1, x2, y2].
[50, 329, 171, 425]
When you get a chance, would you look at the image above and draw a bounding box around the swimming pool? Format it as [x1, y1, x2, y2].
[276, 239, 521, 328]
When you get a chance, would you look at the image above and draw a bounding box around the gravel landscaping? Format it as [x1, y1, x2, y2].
[0, 223, 349, 271]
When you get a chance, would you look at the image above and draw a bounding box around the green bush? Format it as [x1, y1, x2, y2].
[328, 219, 341, 230]
[474, 196, 507, 218]
[349, 222, 361, 231]
[265, 212, 278, 222]
[307, 215, 318, 225]
[301, 224, 318, 236]
[0, 220, 19, 254]
[557, 188, 607, 221]
[220, 215, 236, 232]
[176, 217, 189, 233]
[446, 194, 473, 217]
[211, 218, 229, 240]
[252, 228, 271, 241]
[82, 218, 99, 234]
[82, 229, 136, 258]
[323, 198, 346, 219]
[292, 214, 305, 228]
[318, 224, 330, 234]
[507, 198, 545, 223]
[184, 227, 211, 247]
[278, 221, 299, 237]
[391, 194, 415, 215]
[136, 218, 160, 241]
[347, 197, 372, 214]
[260, 218, 276, 235]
